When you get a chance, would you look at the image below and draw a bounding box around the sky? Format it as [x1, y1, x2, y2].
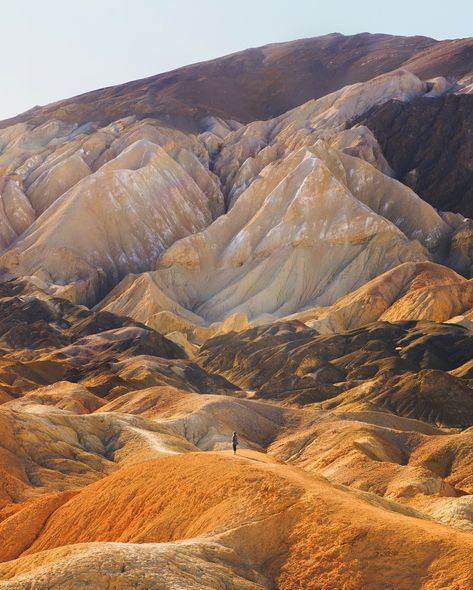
[2, 0, 473, 120]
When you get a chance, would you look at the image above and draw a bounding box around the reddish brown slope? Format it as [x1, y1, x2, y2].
[4, 33, 472, 130]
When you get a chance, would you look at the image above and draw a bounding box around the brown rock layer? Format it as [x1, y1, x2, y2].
[3, 34, 473, 132]
[355, 94, 473, 218]
[198, 320, 473, 427]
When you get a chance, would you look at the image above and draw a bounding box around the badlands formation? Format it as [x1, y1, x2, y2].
[0, 32, 472, 588]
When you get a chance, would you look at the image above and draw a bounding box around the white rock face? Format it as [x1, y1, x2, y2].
[27, 153, 92, 214]
[101, 143, 445, 324]
[0, 114, 226, 258]
[0, 68, 457, 320]
[97, 69, 460, 328]
[0, 115, 227, 305]
[0, 177, 35, 250]
[216, 69, 429, 206]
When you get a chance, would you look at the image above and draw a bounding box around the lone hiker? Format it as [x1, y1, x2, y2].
[232, 432, 239, 455]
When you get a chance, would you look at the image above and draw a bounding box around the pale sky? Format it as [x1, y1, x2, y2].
[2, 0, 473, 121]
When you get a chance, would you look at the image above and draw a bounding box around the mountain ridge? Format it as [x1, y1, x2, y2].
[3, 32, 473, 132]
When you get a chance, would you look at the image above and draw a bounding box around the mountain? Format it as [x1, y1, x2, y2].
[3, 68, 473, 312]
[2, 33, 473, 131]
[198, 320, 473, 427]
[288, 262, 473, 333]
[97, 70, 473, 335]
[356, 93, 473, 218]
[0, 279, 235, 401]
[1, 31, 473, 590]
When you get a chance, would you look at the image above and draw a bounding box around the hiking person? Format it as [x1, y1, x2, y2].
[232, 432, 239, 455]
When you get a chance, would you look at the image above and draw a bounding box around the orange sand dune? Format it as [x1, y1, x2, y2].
[1, 451, 471, 590]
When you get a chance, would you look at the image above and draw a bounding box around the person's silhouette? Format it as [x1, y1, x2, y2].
[232, 432, 239, 455]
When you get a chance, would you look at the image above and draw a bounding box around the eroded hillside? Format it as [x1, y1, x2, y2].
[0, 32, 472, 589]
